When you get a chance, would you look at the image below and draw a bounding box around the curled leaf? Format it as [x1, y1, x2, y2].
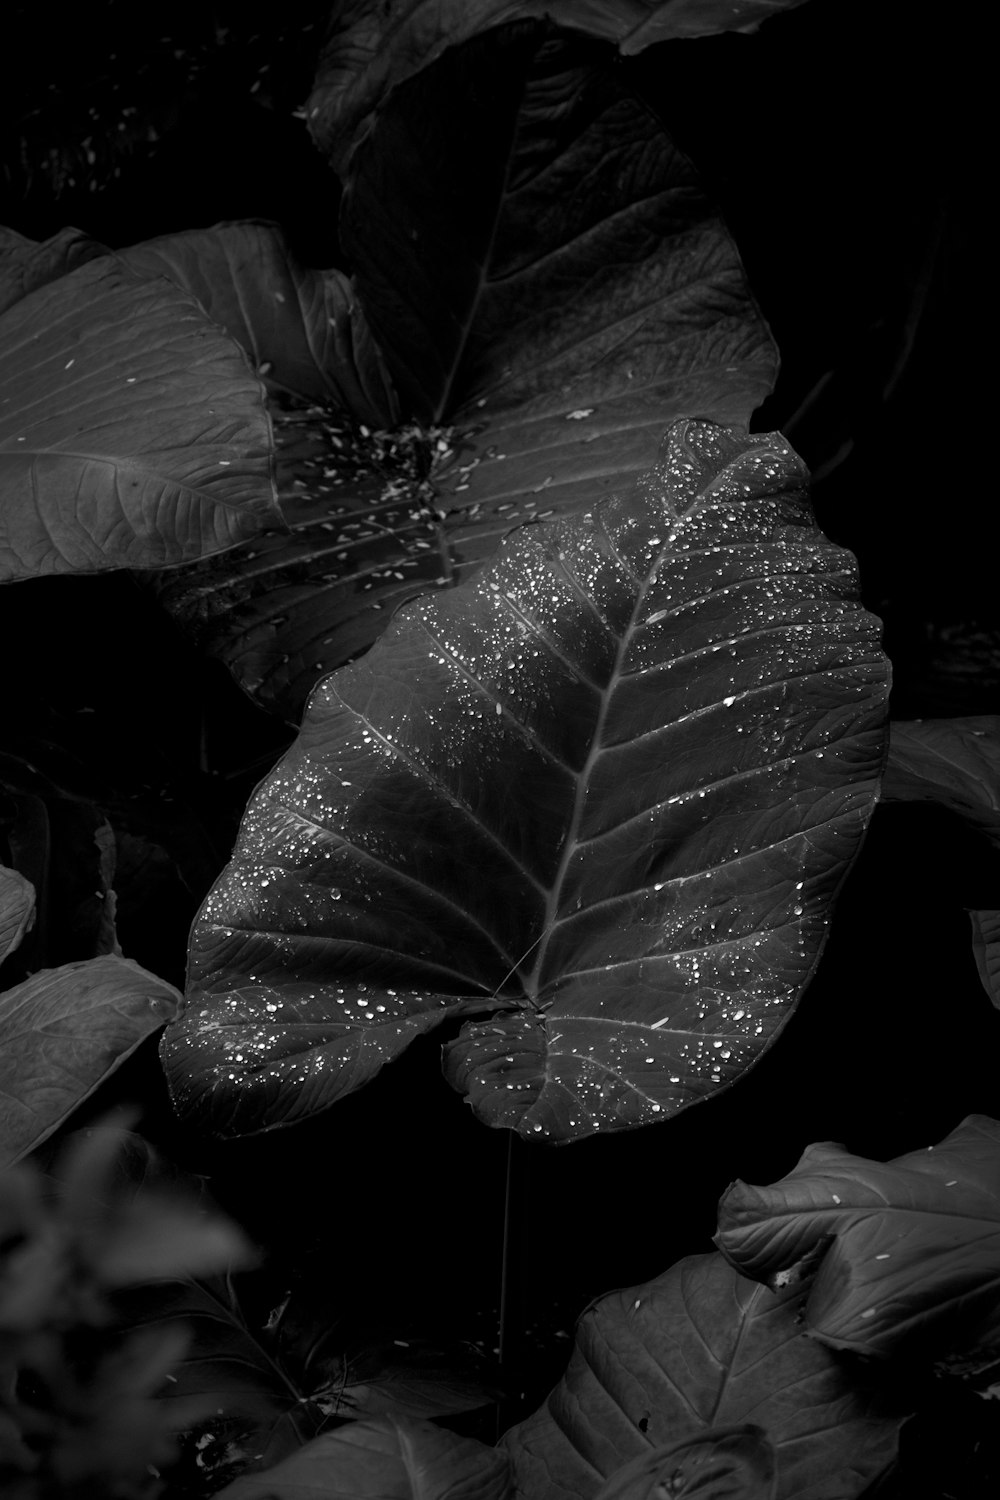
[715, 1115, 1000, 1365]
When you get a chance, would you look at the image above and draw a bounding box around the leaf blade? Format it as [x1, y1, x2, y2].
[164, 420, 888, 1141]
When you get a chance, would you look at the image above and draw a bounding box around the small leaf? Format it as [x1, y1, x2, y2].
[880, 716, 1000, 849]
[593, 1426, 776, 1500]
[0, 224, 107, 316]
[0, 255, 279, 581]
[715, 1115, 1000, 1364]
[502, 1253, 903, 1500]
[0, 864, 34, 966]
[0, 955, 182, 1167]
[163, 420, 888, 1142]
[969, 909, 1000, 1008]
[120, 221, 398, 422]
[211, 1414, 512, 1500]
[307, 0, 814, 173]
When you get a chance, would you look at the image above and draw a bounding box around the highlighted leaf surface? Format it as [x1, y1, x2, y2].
[164, 421, 887, 1141]
[502, 1253, 902, 1500]
[0, 256, 278, 580]
[715, 1114, 1000, 1365]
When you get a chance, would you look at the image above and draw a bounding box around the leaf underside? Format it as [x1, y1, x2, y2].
[502, 1252, 903, 1500]
[162, 420, 888, 1142]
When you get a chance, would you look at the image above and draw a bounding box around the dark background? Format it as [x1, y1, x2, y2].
[2, 3, 997, 1494]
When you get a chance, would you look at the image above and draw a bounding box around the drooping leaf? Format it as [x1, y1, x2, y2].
[307, 0, 815, 173]
[592, 1427, 776, 1500]
[0, 864, 34, 967]
[502, 1252, 903, 1500]
[715, 1115, 1000, 1367]
[212, 1415, 512, 1500]
[0, 955, 182, 1167]
[879, 716, 1000, 849]
[119, 221, 398, 421]
[970, 909, 1000, 1009]
[0, 255, 279, 581]
[0, 224, 107, 316]
[162, 420, 888, 1142]
[146, 27, 778, 723]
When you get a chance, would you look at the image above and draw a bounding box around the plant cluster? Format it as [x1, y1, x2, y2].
[1, 2, 997, 1496]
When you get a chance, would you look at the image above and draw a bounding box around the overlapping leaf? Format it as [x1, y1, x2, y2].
[0, 255, 279, 580]
[119, 221, 397, 421]
[162, 420, 888, 1142]
[970, 909, 1000, 1009]
[502, 1252, 902, 1500]
[147, 26, 778, 722]
[213, 1416, 511, 1500]
[306, 0, 814, 172]
[0, 955, 182, 1167]
[715, 1115, 1000, 1365]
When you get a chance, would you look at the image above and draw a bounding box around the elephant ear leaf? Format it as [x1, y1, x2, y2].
[715, 1114, 1000, 1371]
[0, 255, 279, 581]
[0, 865, 35, 968]
[162, 419, 888, 1142]
[502, 1253, 902, 1500]
[0, 224, 108, 316]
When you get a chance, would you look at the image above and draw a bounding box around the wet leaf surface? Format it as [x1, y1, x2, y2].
[0, 224, 107, 316]
[0, 256, 279, 580]
[592, 1426, 776, 1500]
[501, 1252, 903, 1500]
[162, 420, 888, 1141]
[715, 1114, 1000, 1365]
[146, 29, 777, 723]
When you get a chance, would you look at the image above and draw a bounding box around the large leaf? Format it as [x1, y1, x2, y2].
[0, 864, 34, 967]
[0, 955, 182, 1167]
[162, 420, 888, 1142]
[0, 255, 279, 581]
[0, 224, 107, 317]
[592, 1428, 776, 1500]
[970, 909, 1000, 1009]
[120, 221, 398, 422]
[213, 1415, 511, 1500]
[715, 1115, 1000, 1368]
[307, 0, 814, 172]
[501, 1252, 903, 1500]
[146, 27, 778, 723]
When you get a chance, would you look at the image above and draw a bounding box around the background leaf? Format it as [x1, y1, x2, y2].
[162, 419, 888, 1141]
[306, 0, 814, 172]
[592, 1426, 776, 1500]
[212, 1415, 512, 1500]
[0, 955, 182, 1167]
[880, 717, 1000, 849]
[970, 909, 1000, 1009]
[0, 255, 279, 581]
[0, 864, 34, 968]
[715, 1115, 1000, 1365]
[0, 224, 107, 316]
[119, 220, 398, 421]
[502, 1252, 902, 1500]
[145, 28, 778, 724]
